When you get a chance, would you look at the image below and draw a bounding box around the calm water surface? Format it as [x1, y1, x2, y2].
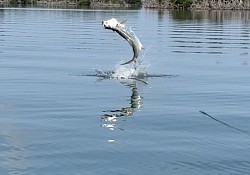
[0, 8, 250, 175]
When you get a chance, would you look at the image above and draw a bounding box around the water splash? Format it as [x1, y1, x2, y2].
[95, 63, 149, 81]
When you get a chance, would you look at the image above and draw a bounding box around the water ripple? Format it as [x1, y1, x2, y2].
[169, 22, 250, 55]
[1, 8, 250, 175]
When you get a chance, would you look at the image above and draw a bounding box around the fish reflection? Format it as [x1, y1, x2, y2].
[101, 81, 143, 131]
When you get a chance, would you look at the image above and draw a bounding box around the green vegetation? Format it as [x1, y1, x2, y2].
[9, 0, 38, 5]
[170, 0, 192, 8]
[125, 0, 142, 7]
[5, 0, 249, 9]
[78, 0, 91, 6]
[9, 0, 34, 4]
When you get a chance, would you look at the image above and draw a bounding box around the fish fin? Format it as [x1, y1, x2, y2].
[120, 58, 135, 65]
[120, 19, 127, 24]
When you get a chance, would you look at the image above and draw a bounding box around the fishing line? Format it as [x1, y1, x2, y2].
[199, 111, 248, 134]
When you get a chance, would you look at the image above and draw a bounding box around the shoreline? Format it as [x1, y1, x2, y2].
[1, 0, 250, 10]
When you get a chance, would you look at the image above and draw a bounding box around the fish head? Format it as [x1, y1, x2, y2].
[102, 18, 125, 30]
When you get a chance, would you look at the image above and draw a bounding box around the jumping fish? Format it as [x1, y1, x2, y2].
[102, 18, 144, 66]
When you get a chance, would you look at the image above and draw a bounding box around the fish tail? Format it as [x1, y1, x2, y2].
[120, 58, 136, 65]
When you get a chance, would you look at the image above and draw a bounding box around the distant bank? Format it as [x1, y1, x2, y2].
[1, 0, 250, 9]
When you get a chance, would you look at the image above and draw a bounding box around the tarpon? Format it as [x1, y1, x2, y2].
[102, 18, 144, 66]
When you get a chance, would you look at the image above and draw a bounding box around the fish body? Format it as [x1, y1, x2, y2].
[102, 18, 143, 65]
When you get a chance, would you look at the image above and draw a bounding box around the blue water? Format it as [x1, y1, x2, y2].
[0, 8, 250, 175]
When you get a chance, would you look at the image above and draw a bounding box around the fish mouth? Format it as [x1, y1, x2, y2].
[102, 21, 106, 28]
[102, 21, 111, 29]
[102, 20, 118, 31]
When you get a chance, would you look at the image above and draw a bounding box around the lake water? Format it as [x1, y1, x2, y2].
[0, 7, 250, 175]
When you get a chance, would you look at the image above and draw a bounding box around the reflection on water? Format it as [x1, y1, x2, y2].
[91, 64, 146, 142]
[168, 10, 250, 55]
[101, 80, 143, 137]
[170, 10, 250, 22]
[91, 64, 177, 139]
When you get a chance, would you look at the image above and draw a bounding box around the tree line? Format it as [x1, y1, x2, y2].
[3, 0, 250, 9]
[145, 0, 249, 9]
